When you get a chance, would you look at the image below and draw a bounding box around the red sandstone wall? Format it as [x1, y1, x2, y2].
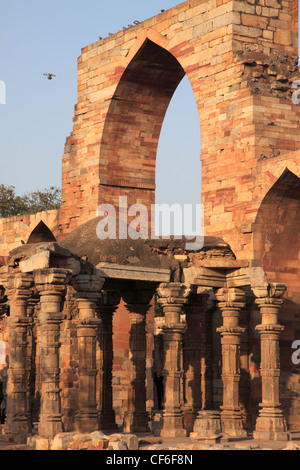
[0, 210, 59, 257]
[58, 0, 299, 244]
[1, 0, 300, 432]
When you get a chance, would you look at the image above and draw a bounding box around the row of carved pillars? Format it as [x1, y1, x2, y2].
[2, 269, 154, 443]
[155, 282, 289, 440]
[2, 270, 288, 443]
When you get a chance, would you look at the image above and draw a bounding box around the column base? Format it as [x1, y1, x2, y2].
[183, 408, 199, 435]
[254, 409, 289, 441]
[38, 414, 63, 439]
[221, 409, 247, 438]
[3, 429, 30, 445]
[123, 411, 150, 433]
[4, 414, 32, 444]
[74, 409, 99, 434]
[253, 430, 290, 441]
[159, 410, 187, 437]
[190, 410, 222, 443]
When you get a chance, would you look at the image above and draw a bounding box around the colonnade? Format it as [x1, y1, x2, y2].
[0, 267, 288, 443]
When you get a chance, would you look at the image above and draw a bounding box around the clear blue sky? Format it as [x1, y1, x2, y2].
[0, 0, 202, 206]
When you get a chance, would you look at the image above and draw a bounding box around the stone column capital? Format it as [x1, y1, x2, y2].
[256, 324, 285, 334]
[4, 272, 33, 300]
[72, 274, 105, 297]
[215, 287, 246, 310]
[252, 283, 287, 307]
[34, 268, 71, 296]
[157, 282, 189, 307]
[217, 325, 246, 337]
[253, 283, 287, 334]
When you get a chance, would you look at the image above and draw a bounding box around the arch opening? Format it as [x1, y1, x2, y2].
[99, 38, 201, 238]
[155, 75, 201, 236]
[253, 168, 300, 281]
[253, 168, 300, 426]
[27, 220, 56, 244]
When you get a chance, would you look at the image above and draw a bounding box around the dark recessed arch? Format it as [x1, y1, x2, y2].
[27, 220, 56, 244]
[253, 168, 300, 311]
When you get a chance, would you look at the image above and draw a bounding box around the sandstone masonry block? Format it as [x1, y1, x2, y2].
[274, 28, 292, 45]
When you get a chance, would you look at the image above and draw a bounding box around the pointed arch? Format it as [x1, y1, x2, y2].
[254, 168, 300, 270]
[27, 220, 56, 244]
[126, 29, 170, 64]
[253, 168, 300, 419]
[98, 37, 191, 212]
[253, 168, 300, 309]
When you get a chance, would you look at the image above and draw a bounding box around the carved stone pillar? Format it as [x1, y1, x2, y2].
[252, 283, 289, 441]
[199, 292, 213, 411]
[26, 297, 39, 426]
[191, 291, 221, 443]
[34, 268, 70, 438]
[33, 303, 42, 423]
[4, 273, 33, 444]
[157, 282, 188, 437]
[216, 287, 247, 438]
[182, 290, 205, 433]
[122, 289, 153, 433]
[72, 274, 104, 433]
[98, 290, 120, 430]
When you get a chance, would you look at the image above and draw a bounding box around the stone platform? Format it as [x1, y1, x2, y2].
[1, 430, 300, 451]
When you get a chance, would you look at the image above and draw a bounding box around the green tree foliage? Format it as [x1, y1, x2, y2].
[0, 185, 61, 218]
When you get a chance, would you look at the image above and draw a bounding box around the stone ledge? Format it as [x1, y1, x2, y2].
[96, 263, 171, 282]
[27, 431, 140, 451]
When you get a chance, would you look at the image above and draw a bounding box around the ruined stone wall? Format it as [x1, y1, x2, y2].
[1, 0, 300, 433]
[0, 210, 59, 257]
[58, 0, 299, 253]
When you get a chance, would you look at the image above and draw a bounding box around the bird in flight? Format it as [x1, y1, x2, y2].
[43, 73, 56, 80]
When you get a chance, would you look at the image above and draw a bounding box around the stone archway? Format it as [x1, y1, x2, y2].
[253, 168, 300, 429]
[253, 168, 300, 285]
[59, 0, 300, 249]
[27, 220, 57, 244]
[98, 38, 187, 214]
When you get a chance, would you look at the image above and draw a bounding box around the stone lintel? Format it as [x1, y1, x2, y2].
[192, 268, 250, 289]
[199, 259, 248, 269]
[226, 268, 251, 287]
[96, 262, 170, 282]
[192, 266, 267, 290]
[192, 267, 226, 288]
[19, 251, 50, 273]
